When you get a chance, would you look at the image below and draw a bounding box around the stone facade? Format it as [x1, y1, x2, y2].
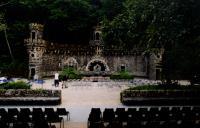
[24, 23, 162, 80]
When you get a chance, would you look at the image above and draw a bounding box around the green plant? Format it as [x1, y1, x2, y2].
[3, 81, 30, 89]
[127, 85, 200, 91]
[60, 67, 82, 80]
[110, 71, 134, 80]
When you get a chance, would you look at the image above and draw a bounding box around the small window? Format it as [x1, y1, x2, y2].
[32, 32, 36, 39]
[31, 54, 34, 57]
[69, 65, 74, 68]
[96, 33, 100, 40]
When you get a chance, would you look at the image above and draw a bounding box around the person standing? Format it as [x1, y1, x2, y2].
[54, 73, 59, 87]
[33, 74, 38, 81]
[62, 75, 68, 88]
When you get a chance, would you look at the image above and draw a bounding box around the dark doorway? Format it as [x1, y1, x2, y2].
[30, 68, 35, 79]
[121, 65, 125, 72]
[32, 32, 36, 39]
[89, 61, 106, 71]
[96, 33, 100, 40]
[156, 69, 161, 80]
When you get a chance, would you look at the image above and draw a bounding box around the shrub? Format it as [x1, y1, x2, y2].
[0, 89, 61, 97]
[60, 67, 82, 80]
[1, 81, 30, 89]
[127, 85, 200, 91]
[110, 71, 134, 80]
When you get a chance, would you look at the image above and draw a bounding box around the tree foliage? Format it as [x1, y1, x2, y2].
[102, 0, 200, 83]
[0, 0, 200, 81]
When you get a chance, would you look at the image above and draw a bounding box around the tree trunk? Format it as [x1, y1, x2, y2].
[4, 28, 14, 61]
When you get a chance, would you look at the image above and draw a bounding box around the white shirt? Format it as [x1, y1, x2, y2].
[55, 73, 59, 80]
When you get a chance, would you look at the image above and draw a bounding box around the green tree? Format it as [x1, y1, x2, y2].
[102, 0, 200, 84]
[0, 13, 14, 61]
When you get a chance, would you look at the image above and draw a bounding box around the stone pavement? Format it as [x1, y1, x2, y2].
[30, 79, 134, 128]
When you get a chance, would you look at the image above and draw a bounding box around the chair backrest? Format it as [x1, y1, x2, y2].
[91, 108, 101, 114]
[46, 111, 60, 122]
[32, 108, 45, 121]
[115, 108, 125, 115]
[149, 107, 159, 113]
[103, 108, 115, 122]
[45, 108, 55, 116]
[127, 108, 136, 115]
[18, 110, 31, 122]
[192, 106, 200, 112]
[160, 107, 170, 112]
[56, 108, 68, 115]
[171, 107, 181, 113]
[0, 108, 7, 116]
[33, 108, 43, 114]
[139, 107, 148, 112]
[20, 108, 31, 115]
[8, 108, 19, 116]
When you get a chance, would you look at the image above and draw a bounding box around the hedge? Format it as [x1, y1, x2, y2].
[59, 67, 82, 80]
[110, 71, 134, 80]
[0, 81, 30, 89]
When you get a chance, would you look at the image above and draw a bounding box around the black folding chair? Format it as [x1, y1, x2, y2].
[32, 108, 46, 127]
[20, 108, 31, 116]
[91, 108, 102, 118]
[103, 108, 115, 123]
[46, 112, 64, 128]
[18, 109, 32, 127]
[7, 108, 19, 126]
[57, 108, 70, 120]
[0, 108, 8, 128]
[115, 108, 127, 122]
[127, 108, 137, 118]
[45, 108, 55, 116]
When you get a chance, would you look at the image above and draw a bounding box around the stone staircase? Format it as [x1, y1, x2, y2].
[82, 76, 110, 82]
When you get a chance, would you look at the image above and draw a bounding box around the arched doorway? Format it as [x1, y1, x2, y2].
[63, 57, 78, 69]
[30, 68, 35, 79]
[86, 59, 109, 72]
[89, 61, 105, 71]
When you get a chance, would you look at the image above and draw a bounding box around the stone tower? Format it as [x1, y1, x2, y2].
[24, 23, 46, 79]
[89, 25, 104, 56]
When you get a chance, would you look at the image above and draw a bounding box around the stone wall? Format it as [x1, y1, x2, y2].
[39, 53, 150, 78]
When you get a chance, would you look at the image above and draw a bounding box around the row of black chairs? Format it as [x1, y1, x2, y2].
[0, 107, 69, 128]
[88, 107, 200, 128]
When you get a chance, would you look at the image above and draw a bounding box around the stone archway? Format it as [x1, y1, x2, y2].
[86, 59, 109, 72]
[63, 57, 78, 69]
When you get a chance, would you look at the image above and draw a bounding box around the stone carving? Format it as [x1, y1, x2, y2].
[94, 64, 101, 72]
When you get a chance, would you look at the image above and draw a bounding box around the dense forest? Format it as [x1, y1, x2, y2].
[0, 0, 200, 82]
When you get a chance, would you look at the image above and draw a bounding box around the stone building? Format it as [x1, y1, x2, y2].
[24, 23, 162, 80]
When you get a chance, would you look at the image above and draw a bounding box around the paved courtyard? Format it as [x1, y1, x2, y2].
[31, 79, 162, 128]
[0, 78, 189, 128]
[31, 79, 132, 128]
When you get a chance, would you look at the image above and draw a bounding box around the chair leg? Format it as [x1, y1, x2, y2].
[63, 119, 64, 128]
[67, 113, 70, 121]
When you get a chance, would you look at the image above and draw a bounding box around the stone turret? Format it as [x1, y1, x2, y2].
[89, 25, 104, 56]
[29, 23, 44, 40]
[24, 23, 46, 79]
